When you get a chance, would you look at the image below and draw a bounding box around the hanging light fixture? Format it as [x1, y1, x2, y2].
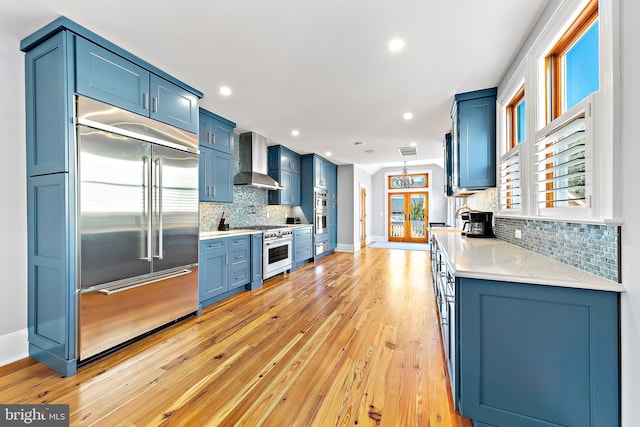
[398, 161, 414, 189]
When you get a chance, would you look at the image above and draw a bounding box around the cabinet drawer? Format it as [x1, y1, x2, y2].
[295, 227, 313, 240]
[230, 235, 250, 247]
[295, 245, 312, 262]
[200, 238, 228, 254]
[229, 265, 250, 289]
[230, 246, 249, 266]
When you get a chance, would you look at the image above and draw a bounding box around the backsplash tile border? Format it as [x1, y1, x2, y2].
[494, 216, 620, 283]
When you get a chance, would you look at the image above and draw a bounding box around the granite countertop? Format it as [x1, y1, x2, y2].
[432, 229, 625, 293]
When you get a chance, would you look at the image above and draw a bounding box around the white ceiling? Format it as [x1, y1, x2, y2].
[1, 0, 549, 173]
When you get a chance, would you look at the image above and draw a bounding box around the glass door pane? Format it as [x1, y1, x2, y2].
[409, 193, 427, 240]
[389, 194, 405, 239]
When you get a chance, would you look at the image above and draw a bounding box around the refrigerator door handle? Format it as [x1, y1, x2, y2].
[143, 156, 152, 262]
[98, 269, 192, 295]
[155, 158, 164, 260]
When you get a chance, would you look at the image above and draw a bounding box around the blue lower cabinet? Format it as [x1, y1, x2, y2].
[199, 234, 261, 309]
[458, 278, 619, 427]
[199, 239, 228, 302]
[292, 226, 313, 270]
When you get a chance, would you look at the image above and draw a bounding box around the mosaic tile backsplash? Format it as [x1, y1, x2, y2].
[199, 132, 308, 232]
[494, 217, 620, 282]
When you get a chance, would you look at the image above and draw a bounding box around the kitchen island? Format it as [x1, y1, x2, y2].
[431, 229, 623, 427]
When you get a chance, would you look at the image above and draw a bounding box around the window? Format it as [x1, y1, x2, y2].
[546, 0, 599, 122]
[506, 85, 526, 149]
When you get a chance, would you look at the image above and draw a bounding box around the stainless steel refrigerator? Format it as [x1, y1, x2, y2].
[75, 96, 199, 360]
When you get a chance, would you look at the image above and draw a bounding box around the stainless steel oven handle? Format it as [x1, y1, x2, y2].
[265, 238, 293, 246]
[98, 269, 192, 295]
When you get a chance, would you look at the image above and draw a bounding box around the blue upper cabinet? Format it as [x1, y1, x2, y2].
[75, 37, 149, 117]
[443, 133, 454, 196]
[199, 108, 234, 154]
[149, 74, 198, 133]
[199, 108, 236, 203]
[268, 145, 301, 206]
[450, 88, 497, 193]
[76, 38, 198, 133]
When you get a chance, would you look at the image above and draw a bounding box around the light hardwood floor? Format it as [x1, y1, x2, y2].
[0, 247, 472, 427]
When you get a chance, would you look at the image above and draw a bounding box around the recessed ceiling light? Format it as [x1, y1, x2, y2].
[291, 129, 300, 137]
[410, 141, 418, 147]
[403, 112, 413, 120]
[325, 151, 332, 157]
[219, 86, 232, 96]
[389, 38, 405, 53]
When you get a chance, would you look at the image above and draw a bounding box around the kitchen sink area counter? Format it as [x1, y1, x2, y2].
[431, 229, 622, 427]
[432, 229, 625, 292]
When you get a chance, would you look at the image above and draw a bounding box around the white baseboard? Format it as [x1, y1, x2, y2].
[369, 235, 386, 243]
[335, 244, 355, 253]
[0, 328, 28, 367]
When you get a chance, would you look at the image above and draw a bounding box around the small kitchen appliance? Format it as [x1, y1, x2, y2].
[461, 211, 494, 238]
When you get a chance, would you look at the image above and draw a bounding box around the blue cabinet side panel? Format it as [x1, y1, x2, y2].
[75, 37, 149, 116]
[459, 278, 619, 427]
[27, 173, 76, 375]
[150, 74, 198, 133]
[249, 233, 263, 289]
[25, 32, 72, 176]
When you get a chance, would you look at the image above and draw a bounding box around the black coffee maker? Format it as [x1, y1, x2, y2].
[461, 211, 494, 238]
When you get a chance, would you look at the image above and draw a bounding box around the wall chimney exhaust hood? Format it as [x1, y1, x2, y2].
[234, 132, 285, 190]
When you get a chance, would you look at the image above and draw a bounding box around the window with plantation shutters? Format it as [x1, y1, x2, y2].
[535, 96, 592, 213]
[499, 149, 521, 211]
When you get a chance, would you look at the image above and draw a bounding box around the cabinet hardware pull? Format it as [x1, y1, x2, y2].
[98, 269, 191, 295]
[143, 93, 150, 110]
[152, 97, 158, 113]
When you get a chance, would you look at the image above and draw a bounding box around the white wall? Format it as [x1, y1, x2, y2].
[620, 0, 640, 423]
[370, 164, 448, 240]
[0, 32, 29, 364]
[336, 164, 373, 252]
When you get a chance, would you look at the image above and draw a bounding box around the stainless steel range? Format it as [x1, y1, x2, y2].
[237, 226, 293, 279]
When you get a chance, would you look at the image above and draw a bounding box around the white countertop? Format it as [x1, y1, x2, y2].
[200, 224, 312, 240]
[432, 229, 625, 293]
[200, 229, 262, 240]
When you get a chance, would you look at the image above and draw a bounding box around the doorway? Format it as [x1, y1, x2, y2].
[388, 192, 429, 243]
[360, 188, 367, 248]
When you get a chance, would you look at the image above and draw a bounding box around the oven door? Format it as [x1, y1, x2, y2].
[263, 237, 292, 279]
[315, 211, 328, 235]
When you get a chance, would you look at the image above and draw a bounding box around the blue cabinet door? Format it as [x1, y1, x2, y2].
[459, 278, 619, 427]
[199, 239, 228, 301]
[150, 74, 198, 134]
[26, 32, 74, 177]
[27, 173, 76, 376]
[443, 133, 454, 196]
[450, 88, 497, 193]
[199, 146, 233, 203]
[200, 111, 234, 155]
[75, 37, 149, 117]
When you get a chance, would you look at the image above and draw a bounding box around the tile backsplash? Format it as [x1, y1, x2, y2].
[200, 187, 296, 231]
[199, 132, 307, 232]
[495, 217, 620, 283]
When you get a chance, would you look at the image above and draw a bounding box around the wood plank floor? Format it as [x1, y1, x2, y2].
[0, 247, 472, 427]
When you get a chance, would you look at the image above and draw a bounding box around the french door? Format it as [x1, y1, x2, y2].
[388, 192, 429, 243]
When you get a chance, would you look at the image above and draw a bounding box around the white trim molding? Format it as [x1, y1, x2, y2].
[0, 328, 28, 367]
